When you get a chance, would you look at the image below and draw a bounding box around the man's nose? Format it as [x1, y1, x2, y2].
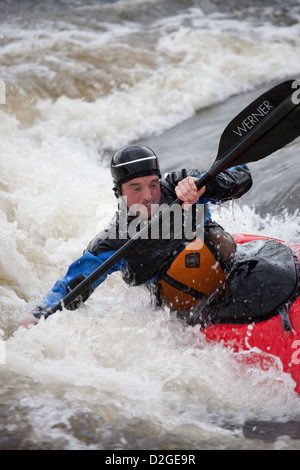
[142, 187, 152, 202]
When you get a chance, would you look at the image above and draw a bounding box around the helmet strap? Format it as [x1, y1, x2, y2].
[112, 182, 122, 198]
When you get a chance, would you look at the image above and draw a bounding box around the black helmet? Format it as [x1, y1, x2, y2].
[110, 145, 161, 196]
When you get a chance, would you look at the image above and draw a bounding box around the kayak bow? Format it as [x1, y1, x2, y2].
[201, 233, 300, 394]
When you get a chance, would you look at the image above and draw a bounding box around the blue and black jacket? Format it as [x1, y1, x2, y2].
[40, 166, 252, 311]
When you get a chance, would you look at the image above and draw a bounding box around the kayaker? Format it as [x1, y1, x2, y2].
[33, 144, 252, 319]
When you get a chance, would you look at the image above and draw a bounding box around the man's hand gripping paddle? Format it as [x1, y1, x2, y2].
[44, 79, 300, 318]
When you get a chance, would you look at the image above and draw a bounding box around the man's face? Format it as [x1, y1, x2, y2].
[121, 175, 161, 218]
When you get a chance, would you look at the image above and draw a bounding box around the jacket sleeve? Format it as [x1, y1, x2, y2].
[40, 250, 127, 310]
[202, 165, 252, 202]
[164, 165, 252, 202]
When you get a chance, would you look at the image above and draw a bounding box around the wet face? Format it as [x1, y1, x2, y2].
[121, 175, 161, 218]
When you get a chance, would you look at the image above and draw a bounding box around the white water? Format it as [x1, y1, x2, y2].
[1, 0, 300, 450]
[1, 131, 299, 448]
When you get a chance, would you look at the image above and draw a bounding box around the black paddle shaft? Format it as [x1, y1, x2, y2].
[48, 79, 300, 316]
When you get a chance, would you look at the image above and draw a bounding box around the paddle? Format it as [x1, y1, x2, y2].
[46, 79, 300, 317]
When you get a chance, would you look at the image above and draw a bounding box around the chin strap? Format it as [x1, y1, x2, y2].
[112, 182, 121, 198]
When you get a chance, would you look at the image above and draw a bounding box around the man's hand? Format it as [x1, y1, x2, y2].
[175, 176, 206, 209]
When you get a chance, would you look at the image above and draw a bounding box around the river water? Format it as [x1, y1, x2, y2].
[1, 0, 300, 450]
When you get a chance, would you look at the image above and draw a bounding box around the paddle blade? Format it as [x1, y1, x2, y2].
[215, 79, 300, 166]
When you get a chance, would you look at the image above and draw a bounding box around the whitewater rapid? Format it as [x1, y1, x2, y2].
[1, 0, 300, 450]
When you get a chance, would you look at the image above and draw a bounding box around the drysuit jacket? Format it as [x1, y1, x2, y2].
[41, 165, 252, 311]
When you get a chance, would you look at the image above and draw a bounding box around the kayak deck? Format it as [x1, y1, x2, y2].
[201, 233, 300, 394]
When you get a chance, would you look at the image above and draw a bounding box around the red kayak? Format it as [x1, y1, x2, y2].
[201, 233, 300, 395]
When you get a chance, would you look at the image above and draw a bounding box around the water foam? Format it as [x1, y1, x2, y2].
[1, 2, 300, 449]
